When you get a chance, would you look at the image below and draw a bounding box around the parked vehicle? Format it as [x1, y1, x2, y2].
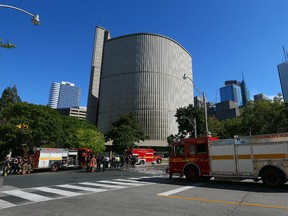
[32, 147, 92, 172]
[167, 133, 288, 187]
[132, 148, 162, 165]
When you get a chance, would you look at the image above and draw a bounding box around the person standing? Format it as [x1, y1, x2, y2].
[89, 155, 96, 172]
[96, 155, 101, 172]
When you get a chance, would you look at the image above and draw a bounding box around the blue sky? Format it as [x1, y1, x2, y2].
[1, 0, 288, 106]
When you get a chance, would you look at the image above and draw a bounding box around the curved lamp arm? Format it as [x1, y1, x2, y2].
[0, 4, 40, 25]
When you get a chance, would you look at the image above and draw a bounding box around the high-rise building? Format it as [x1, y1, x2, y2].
[278, 56, 288, 102]
[220, 83, 243, 107]
[48, 82, 60, 109]
[87, 26, 193, 147]
[48, 81, 81, 109]
[240, 78, 250, 106]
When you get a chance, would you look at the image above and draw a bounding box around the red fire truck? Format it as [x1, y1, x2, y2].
[167, 133, 288, 187]
[132, 148, 162, 165]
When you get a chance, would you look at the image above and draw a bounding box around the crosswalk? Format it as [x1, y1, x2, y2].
[0, 176, 157, 210]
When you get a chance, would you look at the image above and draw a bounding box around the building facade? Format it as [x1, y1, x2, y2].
[278, 62, 288, 103]
[48, 81, 81, 109]
[87, 26, 193, 147]
[220, 83, 243, 107]
[57, 107, 87, 120]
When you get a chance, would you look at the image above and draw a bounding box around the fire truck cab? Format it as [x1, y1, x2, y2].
[167, 137, 218, 181]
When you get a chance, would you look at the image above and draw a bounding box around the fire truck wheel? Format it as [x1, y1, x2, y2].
[261, 167, 286, 187]
[50, 163, 59, 172]
[184, 166, 200, 181]
[157, 159, 162, 164]
[140, 160, 145, 165]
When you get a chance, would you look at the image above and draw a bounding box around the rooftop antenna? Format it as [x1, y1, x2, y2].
[283, 46, 288, 63]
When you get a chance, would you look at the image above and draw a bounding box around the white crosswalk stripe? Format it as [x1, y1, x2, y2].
[56, 184, 108, 193]
[79, 182, 127, 189]
[0, 177, 156, 210]
[3, 190, 52, 202]
[33, 186, 82, 197]
[97, 180, 147, 186]
[0, 199, 16, 209]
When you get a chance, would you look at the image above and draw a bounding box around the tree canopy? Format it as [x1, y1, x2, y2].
[0, 86, 105, 159]
[169, 95, 288, 142]
[106, 113, 148, 153]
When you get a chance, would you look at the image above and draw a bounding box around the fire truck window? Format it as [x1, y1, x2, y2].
[197, 144, 207, 154]
[189, 145, 195, 155]
[175, 145, 185, 156]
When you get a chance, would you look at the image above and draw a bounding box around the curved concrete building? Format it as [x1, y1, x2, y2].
[87, 26, 193, 147]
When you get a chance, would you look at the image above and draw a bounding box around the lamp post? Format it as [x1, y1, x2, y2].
[183, 74, 209, 137]
[0, 4, 40, 25]
[182, 116, 197, 138]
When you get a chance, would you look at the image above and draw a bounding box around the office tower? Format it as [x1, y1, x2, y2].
[220, 83, 243, 107]
[48, 81, 81, 109]
[278, 47, 288, 102]
[240, 79, 250, 106]
[48, 82, 60, 109]
[87, 26, 193, 146]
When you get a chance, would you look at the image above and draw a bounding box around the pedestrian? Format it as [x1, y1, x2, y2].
[9, 157, 18, 175]
[89, 155, 96, 172]
[2, 157, 10, 176]
[102, 156, 106, 172]
[22, 156, 28, 175]
[96, 155, 101, 172]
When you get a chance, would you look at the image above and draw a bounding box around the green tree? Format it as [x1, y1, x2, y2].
[106, 113, 147, 153]
[0, 85, 21, 110]
[0, 38, 16, 49]
[0, 102, 63, 150]
[75, 128, 105, 154]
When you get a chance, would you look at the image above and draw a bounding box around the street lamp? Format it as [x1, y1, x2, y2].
[183, 74, 209, 137]
[0, 4, 40, 25]
[182, 116, 197, 138]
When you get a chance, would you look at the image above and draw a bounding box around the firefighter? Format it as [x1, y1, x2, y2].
[22, 156, 28, 175]
[2, 157, 10, 176]
[96, 155, 101, 172]
[89, 155, 96, 172]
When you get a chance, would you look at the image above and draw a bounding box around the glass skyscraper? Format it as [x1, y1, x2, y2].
[278, 62, 288, 103]
[48, 81, 81, 109]
[220, 84, 243, 107]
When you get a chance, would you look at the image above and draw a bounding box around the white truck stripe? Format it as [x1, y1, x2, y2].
[3, 190, 52, 202]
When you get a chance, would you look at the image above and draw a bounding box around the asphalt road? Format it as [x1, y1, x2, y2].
[1, 164, 288, 216]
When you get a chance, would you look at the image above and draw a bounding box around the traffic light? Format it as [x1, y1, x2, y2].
[16, 124, 29, 129]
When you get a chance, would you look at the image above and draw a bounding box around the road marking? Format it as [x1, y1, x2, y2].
[158, 195, 288, 211]
[113, 179, 152, 184]
[79, 182, 127, 189]
[98, 180, 147, 186]
[3, 190, 52, 202]
[0, 199, 16, 209]
[56, 184, 107, 193]
[34, 186, 82, 197]
[157, 186, 195, 196]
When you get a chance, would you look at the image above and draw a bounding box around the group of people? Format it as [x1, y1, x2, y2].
[86, 154, 137, 173]
[2, 156, 33, 176]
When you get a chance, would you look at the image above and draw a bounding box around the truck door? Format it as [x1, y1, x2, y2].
[195, 143, 210, 175]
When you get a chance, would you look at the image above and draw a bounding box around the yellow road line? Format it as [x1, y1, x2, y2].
[158, 195, 288, 211]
